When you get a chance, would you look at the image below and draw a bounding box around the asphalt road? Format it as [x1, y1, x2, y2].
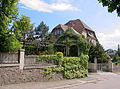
[0, 72, 120, 89]
[71, 72, 120, 89]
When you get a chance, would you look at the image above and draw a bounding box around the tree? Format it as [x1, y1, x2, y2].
[45, 33, 57, 43]
[89, 43, 109, 63]
[113, 54, 120, 63]
[35, 21, 49, 41]
[0, 0, 22, 52]
[117, 44, 120, 56]
[98, 0, 120, 16]
[12, 15, 34, 39]
[0, 34, 22, 52]
[0, 0, 19, 33]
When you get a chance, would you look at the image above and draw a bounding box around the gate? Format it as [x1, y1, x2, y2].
[97, 63, 109, 72]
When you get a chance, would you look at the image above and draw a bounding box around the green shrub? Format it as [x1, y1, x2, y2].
[37, 52, 63, 65]
[38, 55, 57, 63]
[62, 55, 89, 79]
[0, 34, 22, 52]
[42, 53, 89, 79]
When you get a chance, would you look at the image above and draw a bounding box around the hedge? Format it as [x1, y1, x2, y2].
[37, 52, 63, 65]
[38, 52, 89, 79]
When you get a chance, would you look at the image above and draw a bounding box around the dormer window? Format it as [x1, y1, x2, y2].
[54, 29, 62, 35]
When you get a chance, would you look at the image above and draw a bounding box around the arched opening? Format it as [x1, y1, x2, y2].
[69, 45, 78, 57]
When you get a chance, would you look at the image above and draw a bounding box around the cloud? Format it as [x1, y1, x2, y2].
[52, 0, 74, 3]
[19, 0, 78, 12]
[97, 25, 120, 50]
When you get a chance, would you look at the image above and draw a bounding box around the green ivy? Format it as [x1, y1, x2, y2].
[37, 52, 63, 65]
[40, 53, 89, 79]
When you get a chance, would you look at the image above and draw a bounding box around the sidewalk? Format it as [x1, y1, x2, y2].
[0, 76, 97, 89]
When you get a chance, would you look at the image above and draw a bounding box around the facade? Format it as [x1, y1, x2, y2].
[52, 19, 97, 45]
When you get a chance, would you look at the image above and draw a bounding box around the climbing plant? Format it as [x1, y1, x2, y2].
[38, 52, 89, 79]
[56, 28, 90, 56]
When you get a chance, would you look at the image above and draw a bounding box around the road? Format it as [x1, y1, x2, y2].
[71, 72, 120, 89]
[0, 72, 120, 89]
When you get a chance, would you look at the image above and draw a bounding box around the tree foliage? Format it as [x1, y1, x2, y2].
[0, 34, 22, 52]
[45, 33, 57, 43]
[35, 21, 49, 41]
[89, 43, 110, 63]
[0, 0, 19, 33]
[98, 0, 120, 16]
[112, 44, 120, 63]
[0, 0, 22, 52]
[12, 15, 34, 39]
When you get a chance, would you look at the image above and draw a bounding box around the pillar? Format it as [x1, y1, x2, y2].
[19, 49, 25, 71]
[108, 58, 113, 72]
[94, 57, 97, 72]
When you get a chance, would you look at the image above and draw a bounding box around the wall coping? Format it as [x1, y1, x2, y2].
[25, 55, 38, 58]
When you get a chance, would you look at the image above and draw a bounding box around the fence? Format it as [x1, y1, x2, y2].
[88, 57, 113, 72]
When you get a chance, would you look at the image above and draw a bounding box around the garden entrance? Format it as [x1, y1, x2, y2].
[97, 63, 109, 72]
[69, 45, 78, 56]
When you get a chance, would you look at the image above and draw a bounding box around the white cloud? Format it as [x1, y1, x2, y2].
[97, 25, 120, 50]
[52, 0, 74, 3]
[20, 0, 78, 12]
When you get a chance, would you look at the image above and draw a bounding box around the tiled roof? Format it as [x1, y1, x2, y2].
[80, 20, 93, 32]
[65, 19, 94, 33]
[54, 24, 68, 31]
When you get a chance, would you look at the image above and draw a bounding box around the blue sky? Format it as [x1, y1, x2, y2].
[19, 0, 120, 50]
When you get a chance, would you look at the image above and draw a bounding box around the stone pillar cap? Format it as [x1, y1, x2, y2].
[19, 49, 25, 52]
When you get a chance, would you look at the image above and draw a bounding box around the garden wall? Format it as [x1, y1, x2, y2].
[0, 67, 64, 86]
[24, 56, 38, 65]
[0, 52, 18, 63]
[113, 64, 120, 72]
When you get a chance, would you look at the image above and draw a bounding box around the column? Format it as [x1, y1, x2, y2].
[108, 58, 113, 72]
[94, 57, 97, 72]
[19, 49, 25, 71]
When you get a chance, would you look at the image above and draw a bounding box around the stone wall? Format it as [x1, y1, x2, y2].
[24, 56, 38, 65]
[0, 67, 64, 86]
[0, 52, 18, 63]
[88, 63, 97, 72]
[113, 64, 120, 72]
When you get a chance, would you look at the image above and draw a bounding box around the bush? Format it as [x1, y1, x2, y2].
[37, 52, 63, 65]
[42, 53, 89, 79]
[62, 54, 89, 79]
[0, 34, 22, 52]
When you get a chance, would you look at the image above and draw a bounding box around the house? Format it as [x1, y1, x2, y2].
[51, 19, 97, 45]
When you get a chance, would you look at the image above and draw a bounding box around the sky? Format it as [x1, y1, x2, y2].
[18, 0, 120, 50]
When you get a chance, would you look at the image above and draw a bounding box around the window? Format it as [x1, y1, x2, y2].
[54, 29, 62, 35]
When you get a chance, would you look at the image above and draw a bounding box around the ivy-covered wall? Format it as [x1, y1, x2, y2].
[37, 52, 89, 79]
